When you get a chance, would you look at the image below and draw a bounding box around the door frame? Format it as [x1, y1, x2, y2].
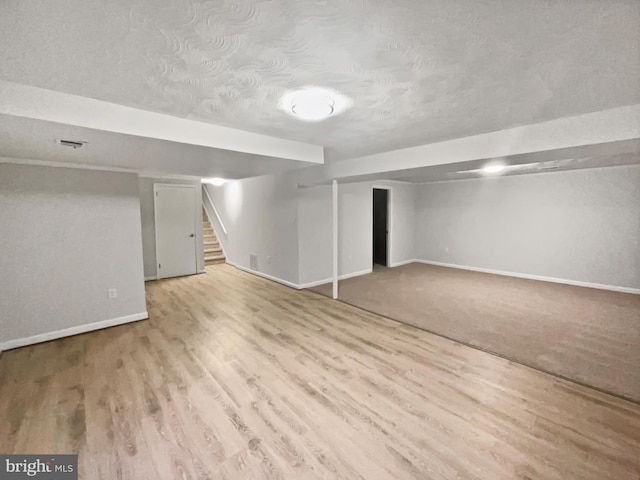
[371, 185, 392, 267]
[153, 183, 199, 280]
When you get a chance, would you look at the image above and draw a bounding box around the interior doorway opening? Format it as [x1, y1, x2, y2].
[372, 187, 389, 267]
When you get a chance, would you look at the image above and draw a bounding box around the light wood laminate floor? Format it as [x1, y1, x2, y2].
[1, 264, 639, 479]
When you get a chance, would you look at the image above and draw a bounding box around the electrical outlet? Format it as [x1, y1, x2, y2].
[267, 256, 271, 264]
[108, 288, 117, 299]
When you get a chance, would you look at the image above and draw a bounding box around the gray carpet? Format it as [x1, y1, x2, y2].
[310, 263, 640, 402]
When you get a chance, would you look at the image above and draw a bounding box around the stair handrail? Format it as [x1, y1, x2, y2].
[202, 184, 228, 236]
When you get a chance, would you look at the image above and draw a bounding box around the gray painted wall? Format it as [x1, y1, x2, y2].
[297, 180, 417, 285]
[0, 163, 147, 346]
[415, 165, 640, 289]
[203, 164, 639, 292]
[298, 185, 332, 286]
[206, 171, 300, 285]
[338, 181, 417, 275]
[138, 176, 204, 279]
[339, 182, 373, 277]
[386, 182, 418, 266]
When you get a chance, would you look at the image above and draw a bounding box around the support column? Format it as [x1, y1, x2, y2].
[332, 179, 338, 299]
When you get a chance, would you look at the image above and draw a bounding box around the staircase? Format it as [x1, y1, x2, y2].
[203, 207, 225, 265]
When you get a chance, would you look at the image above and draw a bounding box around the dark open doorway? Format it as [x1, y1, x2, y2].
[373, 188, 389, 266]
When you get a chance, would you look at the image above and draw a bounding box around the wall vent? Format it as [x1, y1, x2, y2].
[57, 139, 87, 149]
[249, 254, 258, 271]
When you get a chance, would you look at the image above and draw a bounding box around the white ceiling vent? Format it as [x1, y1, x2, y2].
[57, 139, 87, 149]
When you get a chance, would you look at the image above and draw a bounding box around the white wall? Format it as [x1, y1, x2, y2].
[298, 185, 332, 286]
[338, 182, 373, 277]
[0, 163, 147, 349]
[296, 180, 418, 286]
[205, 171, 300, 285]
[337, 181, 417, 276]
[205, 173, 419, 288]
[415, 165, 640, 290]
[386, 182, 417, 266]
[138, 176, 204, 279]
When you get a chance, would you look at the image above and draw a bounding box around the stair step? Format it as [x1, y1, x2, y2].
[202, 206, 222, 265]
[205, 259, 225, 266]
[204, 254, 225, 265]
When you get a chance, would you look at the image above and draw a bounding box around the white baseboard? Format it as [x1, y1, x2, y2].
[339, 268, 373, 281]
[299, 278, 332, 289]
[146, 270, 205, 281]
[415, 260, 640, 295]
[227, 261, 300, 289]
[0, 312, 149, 352]
[232, 263, 375, 291]
[299, 268, 374, 289]
[389, 258, 415, 268]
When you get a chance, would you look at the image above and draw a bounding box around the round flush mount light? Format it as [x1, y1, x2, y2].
[292, 95, 334, 121]
[483, 164, 506, 174]
[279, 87, 352, 122]
[201, 177, 227, 186]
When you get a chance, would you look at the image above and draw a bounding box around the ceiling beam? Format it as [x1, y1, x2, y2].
[0, 80, 324, 164]
[298, 104, 640, 186]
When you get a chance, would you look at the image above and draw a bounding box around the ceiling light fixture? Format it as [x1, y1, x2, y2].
[201, 177, 227, 186]
[483, 164, 505, 174]
[279, 87, 352, 122]
[292, 94, 334, 121]
[457, 160, 568, 176]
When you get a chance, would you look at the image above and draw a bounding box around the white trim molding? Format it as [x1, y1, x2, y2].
[300, 278, 334, 289]
[228, 262, 374, 291]
[299, 268, 374, 289]
[415, 260, 640, 295]
[388, 258, 415, 268]
[339, 268, 374, 281]
[0, 312, 149, 352]
[227, 261, 300, 290]
[202, 184, 228, 236]
[144, 276, 157, 282]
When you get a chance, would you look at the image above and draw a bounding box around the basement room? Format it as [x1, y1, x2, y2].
[1, 1, 639, 479]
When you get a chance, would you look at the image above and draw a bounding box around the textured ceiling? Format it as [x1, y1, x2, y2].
[1, 0, 639, 161]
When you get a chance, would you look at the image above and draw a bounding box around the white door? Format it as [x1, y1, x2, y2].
[154, 184, 197, 279]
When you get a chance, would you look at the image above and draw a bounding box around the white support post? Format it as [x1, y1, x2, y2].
[332, 179, 338, 299]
